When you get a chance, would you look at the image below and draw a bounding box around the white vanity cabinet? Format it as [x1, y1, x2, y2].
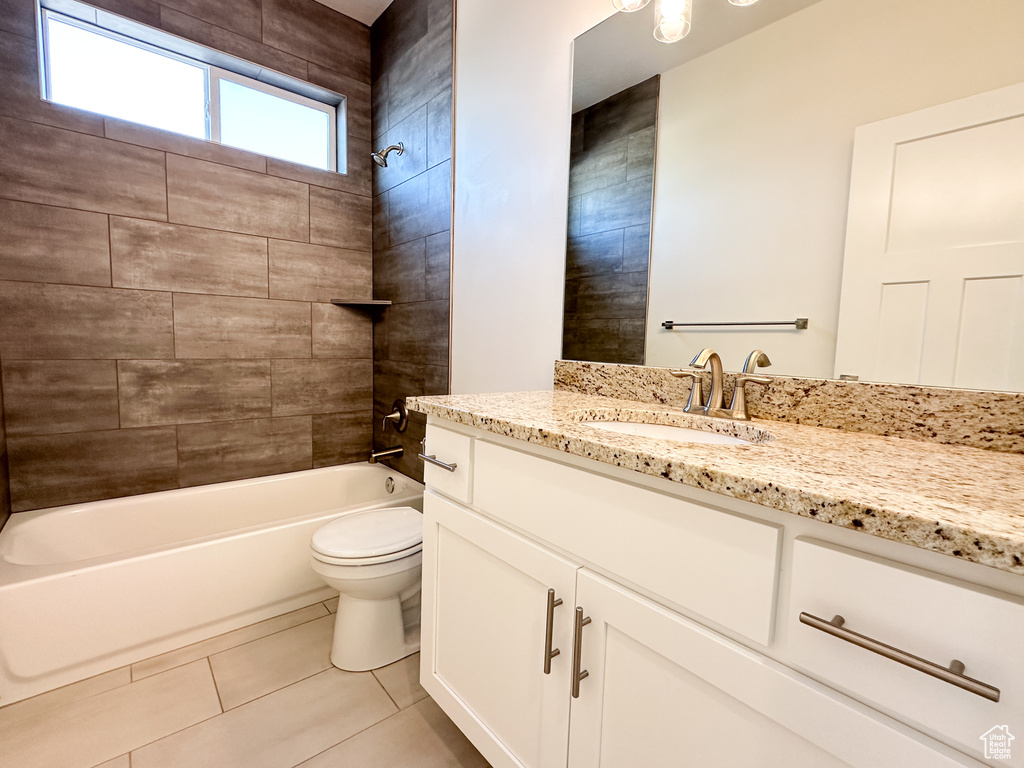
[421, 491, 577, 768]
[419, 423, 999, 768]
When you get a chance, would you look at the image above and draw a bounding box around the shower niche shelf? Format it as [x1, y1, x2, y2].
[330, 299, 392, 307]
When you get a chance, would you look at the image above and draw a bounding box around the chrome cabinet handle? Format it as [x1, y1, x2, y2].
[571, 606, 592, 698]
[543, 589, 563, 674]
[418, 454, 457, 472]
[799, 613, 1000, 702]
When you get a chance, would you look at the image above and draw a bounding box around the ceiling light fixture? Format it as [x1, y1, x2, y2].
[612, 0, 651, 10]
[615, 0, 759, 44]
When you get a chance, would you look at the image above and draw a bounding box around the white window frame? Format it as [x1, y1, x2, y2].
[210, 66, 338, 172]
[39, 6, 341, 172]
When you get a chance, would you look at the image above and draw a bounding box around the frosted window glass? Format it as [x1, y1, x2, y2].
[46, 16, 207, 139]
[219, 79, 332, 170]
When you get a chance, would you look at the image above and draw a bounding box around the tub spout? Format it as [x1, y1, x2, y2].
[369, 446, 403, 464]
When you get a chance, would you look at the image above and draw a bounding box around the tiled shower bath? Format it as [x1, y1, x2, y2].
[0, 0, 453, 510]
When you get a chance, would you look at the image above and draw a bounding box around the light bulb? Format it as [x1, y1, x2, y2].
[654, 0, 692, 43]
[612, 0, 650, 11]
[728, 0, 760, 5]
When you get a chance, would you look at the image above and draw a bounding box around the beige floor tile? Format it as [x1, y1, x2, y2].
[132, 602, 329, 680]
[0, 660, 220, 768]
[0, 666, 131, 727]
[93, 756, 130, 768]
[209, 614, 335, 709]
[131, 668, 397, 768]
[297, 696, 490, 768]
[323, 596, 339, 613]
[372, 652, 429, 709]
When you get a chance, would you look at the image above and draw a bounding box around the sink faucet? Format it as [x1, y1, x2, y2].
[742, 349, 771, 374]
[728, 349, 772, 420]
[689, 348, 728, 418]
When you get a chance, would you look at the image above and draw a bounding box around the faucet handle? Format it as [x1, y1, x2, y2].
[669, 369, 704, 413]
[728, 374, 771, 421]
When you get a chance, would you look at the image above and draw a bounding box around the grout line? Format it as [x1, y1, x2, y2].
[106, 215, 114, 288]
[297, 699, 405, 766]
[163, 152, 169, 222]
[131, 600, 331, 680]
[207, 657, 225, 714]
[370, 668, 400, 711]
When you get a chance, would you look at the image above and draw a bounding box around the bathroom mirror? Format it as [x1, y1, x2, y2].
[566, 0, 1024, 392]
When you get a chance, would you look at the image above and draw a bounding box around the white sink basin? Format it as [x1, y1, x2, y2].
[580, 420, 752, 445]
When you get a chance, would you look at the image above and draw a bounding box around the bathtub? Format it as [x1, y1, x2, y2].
[0, 463, 422, 706]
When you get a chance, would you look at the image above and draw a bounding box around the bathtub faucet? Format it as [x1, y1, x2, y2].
[369, 446, 403, 464]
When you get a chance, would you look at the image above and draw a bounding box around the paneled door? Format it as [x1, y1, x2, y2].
[420, 491, 579, 768]
[834, 81, 1024, 390]
[566, 570, 972, 768]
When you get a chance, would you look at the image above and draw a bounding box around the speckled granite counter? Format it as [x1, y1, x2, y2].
[409, 390, 1024, 575]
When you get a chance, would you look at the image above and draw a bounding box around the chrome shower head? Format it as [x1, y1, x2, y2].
[371, 142, 404, 167]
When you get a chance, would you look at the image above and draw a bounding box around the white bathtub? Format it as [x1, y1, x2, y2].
[0, 463, 423, 706]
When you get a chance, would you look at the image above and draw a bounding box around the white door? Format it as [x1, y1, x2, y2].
[566, 570, 976, 768]
[834, 81, 1024, 390]
[420, 491, 579, 768]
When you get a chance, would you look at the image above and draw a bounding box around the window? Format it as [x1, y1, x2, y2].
[40, 7, 342, 172]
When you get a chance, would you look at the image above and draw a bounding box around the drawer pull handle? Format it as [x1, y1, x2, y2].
[799, 613, 1000, 703]
[543, 589, 563, 674]
[418, 454, 458, 472]
[571, 607, 592, 698]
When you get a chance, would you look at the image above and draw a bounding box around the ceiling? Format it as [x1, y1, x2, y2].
[573, 0, 824, 112]
[312, 0, 392, 26]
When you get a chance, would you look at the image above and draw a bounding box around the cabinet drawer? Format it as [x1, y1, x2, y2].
[473, 440, 781, 645]
[788, 538, 1024, 765]
[422, 425, 473, 504]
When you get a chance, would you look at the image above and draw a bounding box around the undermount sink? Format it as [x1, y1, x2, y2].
[570, 408, 773, 446]
[580, 420, 752, 445]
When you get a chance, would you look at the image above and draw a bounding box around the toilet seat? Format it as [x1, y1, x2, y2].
[311, 506, 422, 564]
[311, 543, 422, 567]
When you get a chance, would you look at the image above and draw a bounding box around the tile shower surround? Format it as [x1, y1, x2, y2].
[563, 76, 658, 366]
[0, 0, 382, 512]
[370, 0, 453, 482]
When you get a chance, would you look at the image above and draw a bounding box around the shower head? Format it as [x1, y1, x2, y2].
[371, 142, 404, 167]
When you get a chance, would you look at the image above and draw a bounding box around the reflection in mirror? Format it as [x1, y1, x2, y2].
[567, 0, 1024, 392]
[563, 76, 659, 365]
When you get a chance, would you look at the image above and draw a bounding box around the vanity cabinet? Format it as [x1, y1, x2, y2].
[419, 423, 1000, 768]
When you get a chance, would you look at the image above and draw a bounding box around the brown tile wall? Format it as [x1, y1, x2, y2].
[370, 0, 452, 481]
[0, 0, 374, 511]
[0, 370, 8, 530]
[563, 76, 659, 366]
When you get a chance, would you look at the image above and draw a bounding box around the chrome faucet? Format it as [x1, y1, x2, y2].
[689, 348, 729, 417]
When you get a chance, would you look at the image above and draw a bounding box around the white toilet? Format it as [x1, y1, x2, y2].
[310, 506, 423, 671]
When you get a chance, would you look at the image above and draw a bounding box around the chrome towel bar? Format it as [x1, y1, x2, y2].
[662, 318, 808, 329]
[798, 612, 1000, 702]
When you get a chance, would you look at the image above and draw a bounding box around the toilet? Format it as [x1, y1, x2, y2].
[310, 506, 423, 671]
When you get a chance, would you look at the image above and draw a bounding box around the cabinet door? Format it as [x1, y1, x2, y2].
[567, 570, 978, 768]
[421, 491, 579, 768]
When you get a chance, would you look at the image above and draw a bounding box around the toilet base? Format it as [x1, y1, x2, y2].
[329, 590, 421, 671]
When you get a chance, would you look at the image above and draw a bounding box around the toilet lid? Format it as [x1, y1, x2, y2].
[311, 506, 422, 559]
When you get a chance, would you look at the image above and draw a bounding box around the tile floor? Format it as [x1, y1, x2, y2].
[0, 597, 490, 768]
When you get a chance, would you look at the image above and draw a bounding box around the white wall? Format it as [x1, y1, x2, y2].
[449, 0, 611, 393]
[645, 0, 1024, 377]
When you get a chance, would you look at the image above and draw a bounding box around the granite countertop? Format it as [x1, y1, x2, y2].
[409, 390, 1024, 575]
